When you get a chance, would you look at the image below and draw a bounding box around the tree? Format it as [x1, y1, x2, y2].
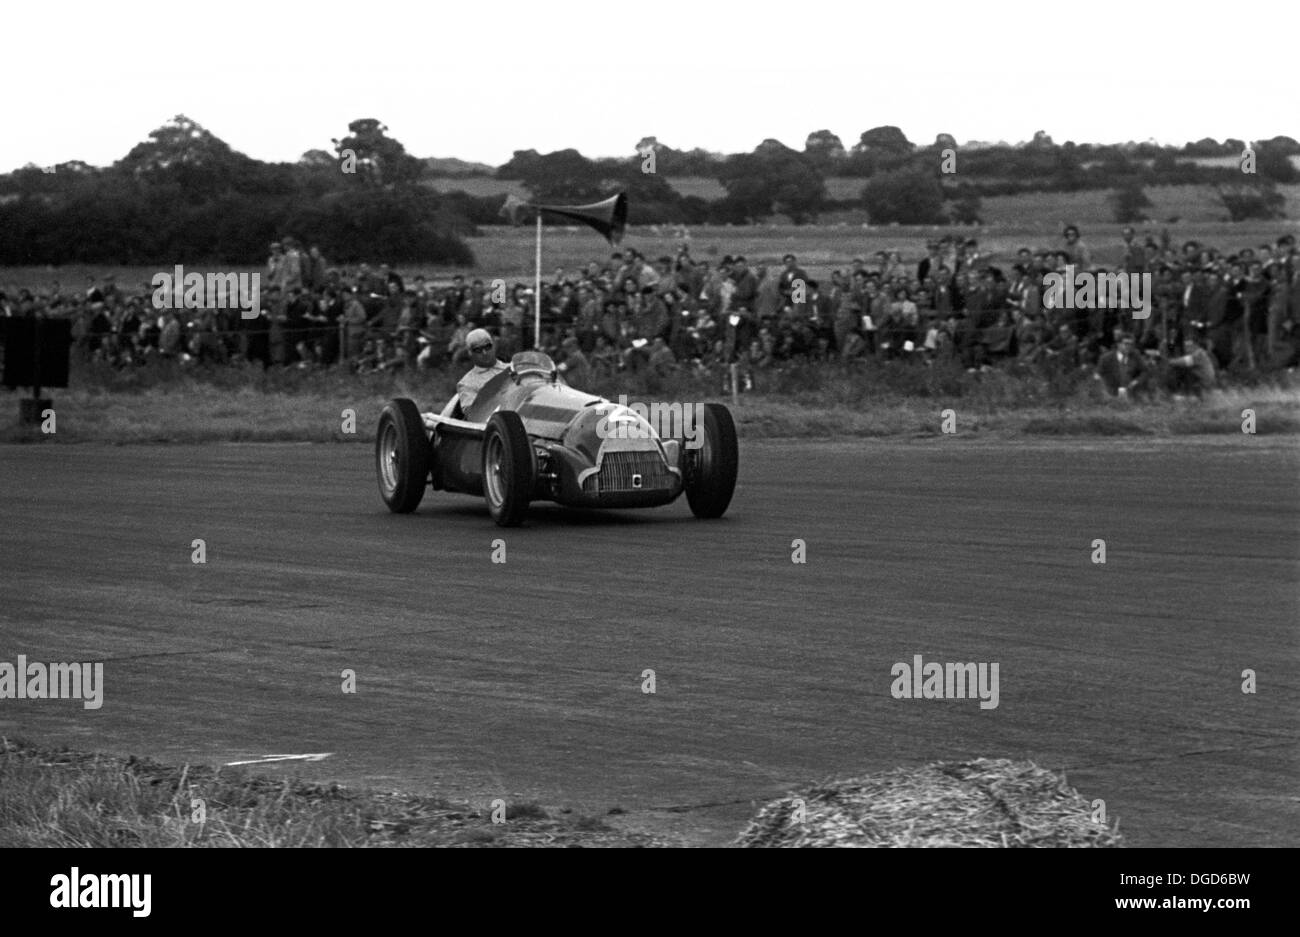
[948, 186, 983, 225]
[496, 149, 541, 180]
[1254, 143, 1299, 183]
[506, 148, 602, 203]
[843, 126, 913, 177]
[116, 114, 256, 200]
[717, 140, 826, 223]
[1217, 182, 1286, 221]
[0, 115, 475, 265]
[298, 149, 337, 169]
[1259, 135, 1300, 154]
[330, 118, 424, 187]
[1026, 130, 1055, 150]
[1183, 137, 1223, 156]
[853, 126, 913, 156]
[1151, 150, 1178, 174]
[803, 130, 846, 172]
[1110, 183, 1152, 223]
[861, 167, 945, 225]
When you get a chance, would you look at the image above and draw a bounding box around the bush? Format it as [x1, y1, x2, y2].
[1217, 183, 1286, 221]
[861, 168, 946, 225]
[1110, 183, 1152, 224]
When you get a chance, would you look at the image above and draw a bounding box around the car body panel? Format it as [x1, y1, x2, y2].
[424, 353, 684, 509]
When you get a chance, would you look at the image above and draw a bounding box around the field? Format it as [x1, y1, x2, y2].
[423, 173, 1300, 228]
[4, 218, 1299, 291]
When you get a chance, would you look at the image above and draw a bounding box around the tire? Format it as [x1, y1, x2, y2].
[683, 402, 738, 519]
[482, 411, 534, 527]
[376, 398, 431, 513]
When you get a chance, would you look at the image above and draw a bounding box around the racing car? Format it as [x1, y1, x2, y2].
[375, 351, 738, 526]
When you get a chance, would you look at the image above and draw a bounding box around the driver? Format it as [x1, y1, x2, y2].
[456, 328, 508, 413]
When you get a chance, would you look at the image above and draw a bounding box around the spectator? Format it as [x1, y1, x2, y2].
[1095, 334, 1146, 397]
[1166, 333, 1217, 396]
[1062, 225, 1093, 271]
[276, 238, 304, 292]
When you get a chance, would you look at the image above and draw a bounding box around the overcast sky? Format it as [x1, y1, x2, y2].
[5, 0, 1295, 173]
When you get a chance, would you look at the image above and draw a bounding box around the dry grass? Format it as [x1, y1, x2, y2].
[0, 737, 671, 848]
[2, 358, 1296, 445]
[737, 758, 1123, 848]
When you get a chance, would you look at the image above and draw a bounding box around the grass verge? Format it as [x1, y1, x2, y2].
[0, 737, 672, 848]
[1, 358, 1296, 444]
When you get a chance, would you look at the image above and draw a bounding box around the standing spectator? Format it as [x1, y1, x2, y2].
[916, 242, 942, 283]
[340, 288, 367, 360]
[265, 286, 287, 365]
[276, 238, 304, 292]
[285, 286, 313, 364]
[1265, 263, 1289, 363]
[305, 245, 328, 291]
[730, 256, 759, 313]
[1121, 227, 1145, 273]
[266, 242, 283, 286]
[778, 254, 809, 302]
[1062, 225, 1093, 271]
[159, 311, 182, 358]
[756, 264, 781, 324]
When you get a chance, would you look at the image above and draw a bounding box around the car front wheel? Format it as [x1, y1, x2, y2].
[482, 411, 534, 527]
[376, 398, 431, 513]
[682, 402, 738, 519]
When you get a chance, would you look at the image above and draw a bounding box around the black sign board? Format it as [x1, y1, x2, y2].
[2, 317, 72, 389]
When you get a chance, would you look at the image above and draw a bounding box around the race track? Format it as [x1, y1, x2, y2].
[1, 436, 1297, 846]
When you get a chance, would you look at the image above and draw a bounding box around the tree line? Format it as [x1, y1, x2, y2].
[2, 119, 1296, 267]
[0, 117, 477, 266]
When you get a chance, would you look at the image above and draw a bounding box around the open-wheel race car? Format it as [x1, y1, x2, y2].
[375, 351, 738, 526]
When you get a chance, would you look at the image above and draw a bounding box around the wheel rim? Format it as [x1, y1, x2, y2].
[379, 421, 400, 493]
[485, 433, 506, 507]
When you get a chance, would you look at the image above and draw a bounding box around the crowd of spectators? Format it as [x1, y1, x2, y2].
[2, 227, 1297, 398]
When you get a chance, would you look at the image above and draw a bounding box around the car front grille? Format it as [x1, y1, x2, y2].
[582, 450, 675, 494]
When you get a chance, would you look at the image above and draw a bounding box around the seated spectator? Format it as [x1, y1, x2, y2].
[1095, 334, 1147, 398]
[647, 336, 677, 377]
[1166, 333, 1217, 397]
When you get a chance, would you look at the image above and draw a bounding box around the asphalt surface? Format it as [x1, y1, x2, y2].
[1, 436, 1297, 846]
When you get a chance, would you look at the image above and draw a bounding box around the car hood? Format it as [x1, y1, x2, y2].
[471, 373, 663, 463]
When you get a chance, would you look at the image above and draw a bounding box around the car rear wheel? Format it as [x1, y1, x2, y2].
[483, 411, 534, 527]
[683, 402, 738, 519]
[376, 398, 430, 513]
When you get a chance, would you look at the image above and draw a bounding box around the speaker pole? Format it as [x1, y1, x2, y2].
[534, 212, 542, 351]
